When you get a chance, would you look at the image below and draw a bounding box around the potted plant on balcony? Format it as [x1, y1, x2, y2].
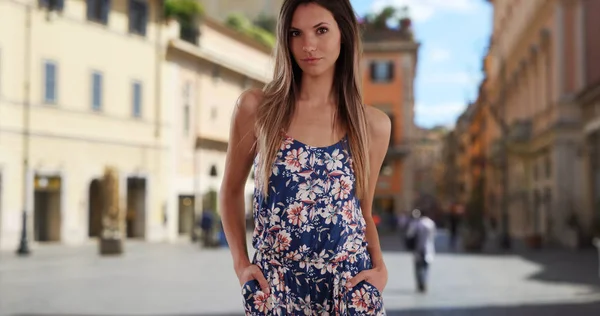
[164, 0, 204, 44]
[99, 166, 124, 255]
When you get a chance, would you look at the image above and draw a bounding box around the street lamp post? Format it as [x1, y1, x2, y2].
[17, 5, 32, 256]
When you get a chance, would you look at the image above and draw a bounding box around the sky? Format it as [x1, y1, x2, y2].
[350, 0, 493, 128]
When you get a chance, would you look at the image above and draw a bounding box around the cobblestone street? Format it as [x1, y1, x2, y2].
[1, 232, 599, 315]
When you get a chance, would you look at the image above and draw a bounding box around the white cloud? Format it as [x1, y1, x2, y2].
[422, 72, 476, 85]
[371, 0, 478, 22]
[415, 102, 467, 127]
[429, 47, 451, 62]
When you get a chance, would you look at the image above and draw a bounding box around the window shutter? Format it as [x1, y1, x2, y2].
[387, 61, 394, 81]
[55, 0, 64, 11]
[140, 2, 148, 35]
[86, 0, 95, 20]
[370, 62, 376, 81]
[128, 0, 134, 32]
[101, 0, 110, 24]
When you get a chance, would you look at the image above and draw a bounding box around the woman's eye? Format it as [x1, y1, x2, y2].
[317, 27, 328, 34]
[290, 30, 300, 37]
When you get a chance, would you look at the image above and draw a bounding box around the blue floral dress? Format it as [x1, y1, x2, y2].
[241, 132, 386, 315]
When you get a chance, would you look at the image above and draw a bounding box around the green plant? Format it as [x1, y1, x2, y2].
[164, 0, 204, 25]
[225, 13, 276, 48]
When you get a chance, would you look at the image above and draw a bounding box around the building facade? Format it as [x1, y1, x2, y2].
[484, 0, 591, 247]
[0, 0, 273, 250]
[577, 0, 600, 239]
[164, 18, 272, 239]
[361, 17, 419, 220]
[412, 126, 446, 221]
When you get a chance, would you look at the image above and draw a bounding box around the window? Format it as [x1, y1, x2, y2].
[183, 81, 191, 134]
[212, 65, 220, 82]
[387, 113, 394, 146]
[0, 48, 2, 98]
[132, 81, 142, 117]
[183, 105, 190, 134]
[39, 0, 65, 11]
[91, 72, 103, 111]
[128, 0, 148, 36]
[87, 0, 110, 24]
[209, 165, 218, 177]
[545, 155, 552, 178]
[44, 61, 57, 104]
[370, 60, 394, 83]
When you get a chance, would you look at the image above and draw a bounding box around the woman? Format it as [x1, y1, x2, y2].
[220, 0, 390, 314]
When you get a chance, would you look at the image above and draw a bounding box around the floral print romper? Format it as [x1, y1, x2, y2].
[241, 132, 386, 315]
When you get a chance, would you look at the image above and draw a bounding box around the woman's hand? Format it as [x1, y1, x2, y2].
[346, 266, 388, 293]
[237, 264, 271, 295]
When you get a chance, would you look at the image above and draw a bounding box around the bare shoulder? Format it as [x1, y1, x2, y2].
[235, 88, 264, 116]
[365, 105, 392, 143]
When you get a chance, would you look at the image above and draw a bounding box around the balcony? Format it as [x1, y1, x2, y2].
[180, 25, 200, 45]
[508, 119, 532, 143]
[386, 141, 411, 159]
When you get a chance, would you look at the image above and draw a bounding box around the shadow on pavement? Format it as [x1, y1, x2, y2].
[383, 299, 600, 316]
[11, 299, 600, 315]
[379, 230, 600, 290]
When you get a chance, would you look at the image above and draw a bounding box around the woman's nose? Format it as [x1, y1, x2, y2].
[302, 36, 317, 52]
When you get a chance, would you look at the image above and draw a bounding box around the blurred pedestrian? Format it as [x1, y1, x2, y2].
[219, 0, 389, 314]
[448, 203, 461, 250]
[406, 208, 437, 293]
[200, 210, 214, 248]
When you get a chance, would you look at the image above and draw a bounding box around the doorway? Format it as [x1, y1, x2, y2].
[88, 179, 103, 238]
[178, 195, 194, 235]
[33, 175, 62, 242]
[126, 177, 146, 238]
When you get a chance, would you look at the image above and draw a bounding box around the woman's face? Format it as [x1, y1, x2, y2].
[289, 3, 342, 78]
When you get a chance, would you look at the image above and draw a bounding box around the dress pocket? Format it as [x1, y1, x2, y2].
[346, 280, 385, 315]
[241, 280, 270, 315]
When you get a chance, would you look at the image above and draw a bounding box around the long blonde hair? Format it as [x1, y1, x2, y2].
[255, 0, 369, 198]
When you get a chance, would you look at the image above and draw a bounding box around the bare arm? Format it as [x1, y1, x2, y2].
[219, 89, 262, 280]
[347, 106, 391, 291]
[361, 107, 391, 270]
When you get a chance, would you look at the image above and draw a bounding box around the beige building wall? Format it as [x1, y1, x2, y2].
[163, 18, 273, 238]
[0, 0, 274, 249]
[0, 0, 170, 250]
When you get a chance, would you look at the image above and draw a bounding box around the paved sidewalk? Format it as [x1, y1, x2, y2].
[0, 233, 599, 315]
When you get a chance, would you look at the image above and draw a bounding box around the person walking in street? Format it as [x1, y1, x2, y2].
[219, 0, 390, 314]
[200, 210, 214, 248]
[406, 209, 436, 293]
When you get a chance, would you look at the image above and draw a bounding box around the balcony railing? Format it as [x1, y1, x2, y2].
[386, 141, 411, 159]
[508, 119, 532, 143]
[180, 25, 199, 45]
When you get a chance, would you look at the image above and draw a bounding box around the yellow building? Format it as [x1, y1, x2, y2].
[0, 0, 273, 250]
[164, 18, 272, 239]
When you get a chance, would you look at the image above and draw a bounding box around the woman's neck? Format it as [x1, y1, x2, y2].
[298, 70, 336, 106]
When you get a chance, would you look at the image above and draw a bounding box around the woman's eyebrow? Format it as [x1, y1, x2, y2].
[290, 22, 330, 30]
